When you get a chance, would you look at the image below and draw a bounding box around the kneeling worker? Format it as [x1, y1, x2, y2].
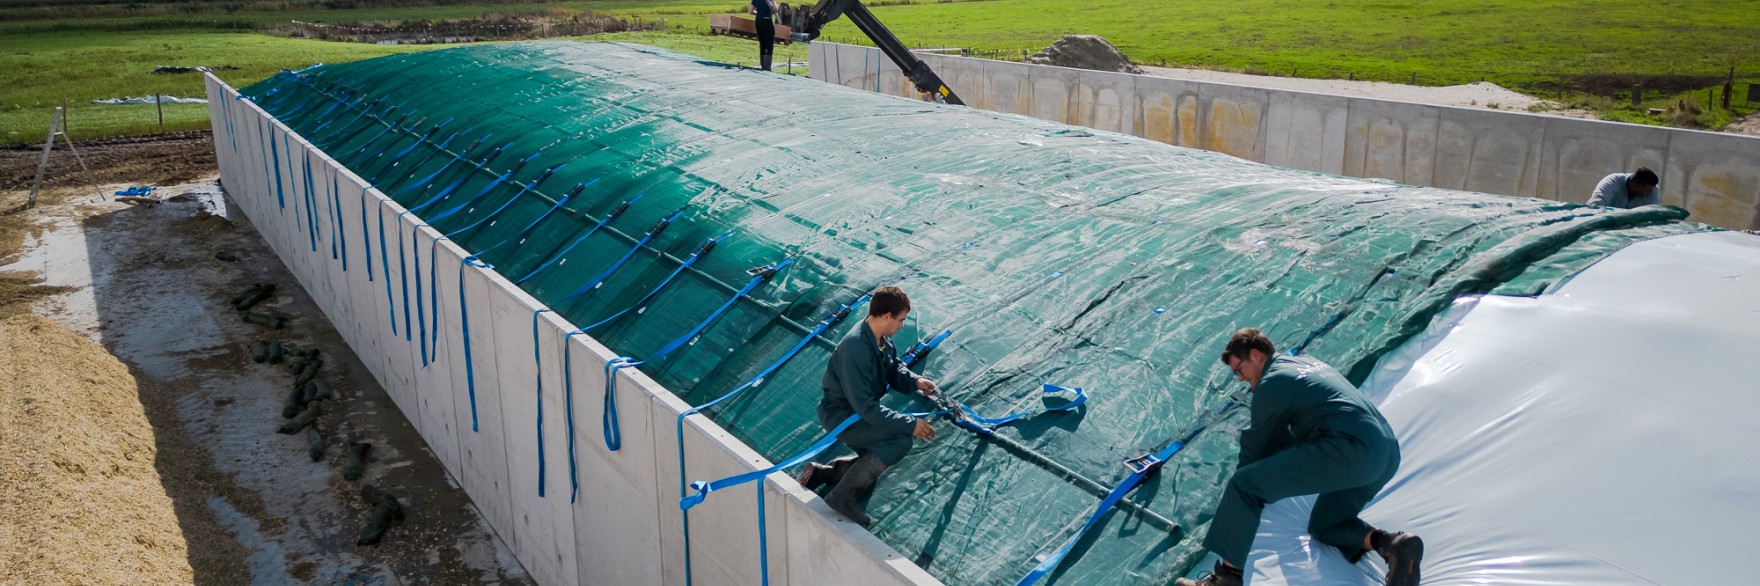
[1177, 328, 1424, 586]
[796, 286, 940, 527]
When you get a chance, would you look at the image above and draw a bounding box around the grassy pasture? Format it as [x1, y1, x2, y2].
[2, 0, 1756, 143]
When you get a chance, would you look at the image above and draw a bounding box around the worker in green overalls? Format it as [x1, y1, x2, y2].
[1177, 328, 1425, 586]
[795, 286, 940, 527]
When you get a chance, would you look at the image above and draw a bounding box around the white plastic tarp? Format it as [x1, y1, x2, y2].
[1243, 231, 1760, 585]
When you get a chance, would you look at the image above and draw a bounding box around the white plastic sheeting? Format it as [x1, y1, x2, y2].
[1245, 231, 1760, 585]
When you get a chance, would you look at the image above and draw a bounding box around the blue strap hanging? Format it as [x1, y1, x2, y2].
[532, 309, 552, 498]
[601, 258, 794, 452]
[674, 296, 867, 586]
[458, 255, 493, 433]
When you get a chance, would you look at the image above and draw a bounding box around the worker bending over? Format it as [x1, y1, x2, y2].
[1177, 328, 1424, 586]
[1586, 166, 1661, 209]
[796, 286, 940, 527]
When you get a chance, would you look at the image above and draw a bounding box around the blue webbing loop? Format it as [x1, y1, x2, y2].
[602, 257, 794, 452]
[425, 150, 538, 224]
[395, 211, 415, 341]
[395, 133, 491, 197]
[298, 151, 317, 251]
[475, 181, 591, 257]
[675, 296, 868, 585]
[377, 203, 397, 335]
[948, 384, 1088, 436]
[513, 194, 639, 284]
[331, 169, 347, 269]
[561, 329, 588, 502]
[428, 233, 446, 363]
[360, 184, 373, 281]
[269, 123, 285, 210]
[558, 209, 686, 302]
[532, 309, 553, 498]
[580, 232, 731, 332]
[442, 162, 563, 239]
[459, 255, 493, 433]
[1015, 386, 1250, 586]
[412, 224, 429, 364]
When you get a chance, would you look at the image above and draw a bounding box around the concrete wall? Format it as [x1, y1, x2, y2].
[206, 73, 941, 586]
[810, 43, 1760, 231]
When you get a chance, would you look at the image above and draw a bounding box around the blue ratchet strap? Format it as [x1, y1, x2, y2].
[323, 96, 386, 138]
[558, 209, 686, 303]
[902, 328, 954, 366]
[679, 382, 959, 512]
[581, 232, 730, 332]
[458, 255, 493, 432]
[332, 101, 401, 146]
[331, 169, 346, 267]
[372, 128, 460, 184]
[603, 258, 794, 451]
[407, 141, 511, 208]
[532, 309, 553, 497]
[348, 112, 411, 157]
[393, 133, 491, 197]
[434, 160, 556, 237]
[513, 195, 638, 284]
[430, 157, 551, 229]
[364, 118, 452, 180]
[674, 296, 867, 586]
[424, 149, 535, 222]
[944, 384, 1088, 437]
[475, 181, 592, 257]
[356, 113, 432, 167]
[1015, 390, 1249, 586]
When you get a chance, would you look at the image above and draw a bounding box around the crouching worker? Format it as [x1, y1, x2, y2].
[796, 286, 940, 527]
[1177, 328, 1424, 586]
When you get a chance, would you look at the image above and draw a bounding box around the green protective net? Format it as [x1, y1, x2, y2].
[239, 41, 1710, 585]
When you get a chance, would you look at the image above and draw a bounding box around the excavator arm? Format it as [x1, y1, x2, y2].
[799, 0, 964, 105]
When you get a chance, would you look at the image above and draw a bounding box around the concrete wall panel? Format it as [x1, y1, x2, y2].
[782, 481, 941, 585]
[1663, 131, 1760, 230]
[808, 43, 1760, 231]
[565, 333, 667, 586]
[439, 238, 519, 542]
[487, 280, 580, 586]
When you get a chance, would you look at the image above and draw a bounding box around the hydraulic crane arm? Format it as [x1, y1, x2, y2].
[800, 0, 964, 105]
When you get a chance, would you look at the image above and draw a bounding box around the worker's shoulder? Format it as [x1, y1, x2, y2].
[1262, 355, 1342, 388]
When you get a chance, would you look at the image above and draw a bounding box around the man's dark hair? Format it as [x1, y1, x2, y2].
[1220, 327, 1276, 365]
[869, 286, 911, 318]
[1631, 167, 1659, 187]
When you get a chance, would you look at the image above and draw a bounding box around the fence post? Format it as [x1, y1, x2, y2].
[156, 94, 165, 130]
[1631, 84, 1642, 107]
[29, 107, 64, 209]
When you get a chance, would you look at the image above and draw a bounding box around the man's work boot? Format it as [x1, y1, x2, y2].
[1374, 531, 1424, 586]
[760, 52, 773, 72]
[823, 454, 885, 527]
[1172, 561, 1243, 586]
[795, 455, 857, 493]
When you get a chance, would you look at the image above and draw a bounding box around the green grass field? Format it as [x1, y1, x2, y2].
[3, 0, 1756, 144]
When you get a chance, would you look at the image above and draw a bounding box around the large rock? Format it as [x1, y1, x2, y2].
[1027, 35, 1143, 74]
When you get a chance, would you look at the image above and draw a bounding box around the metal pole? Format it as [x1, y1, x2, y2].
[28, 107, 63, 208]
[156, 94, 165, 130]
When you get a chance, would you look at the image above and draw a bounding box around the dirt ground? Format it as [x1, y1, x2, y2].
[1725, 112, 1760, 136]
[0, 134, 533, 585]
